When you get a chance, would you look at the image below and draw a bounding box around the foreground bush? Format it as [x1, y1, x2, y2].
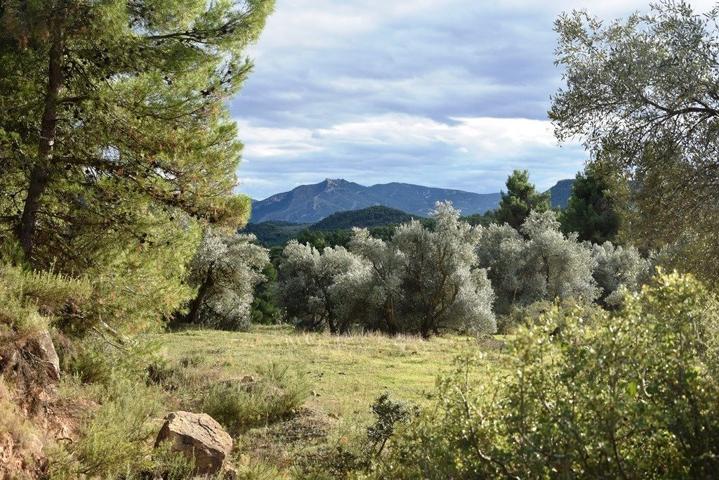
[0, 263, 91, 338]
[377, 272, 719, 479]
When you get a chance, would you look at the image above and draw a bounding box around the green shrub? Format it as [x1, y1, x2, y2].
[0, 380, 42, 468]
[62, 337, 160, 387]
[48, 378, 163, 479]
[233, 461, 284, 480]
[201, 363, 307, 433]
[149, 442, 197, 480]
[377, 271, 719, 479]
[366, 393, 413, 456]
[0, 263, 91, 337]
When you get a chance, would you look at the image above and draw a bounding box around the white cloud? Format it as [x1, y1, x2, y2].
[238, 114, 561, 159]
[238, 125, 321, 158]
[234, 0, 714, 199]
[235, 114, 586, 198]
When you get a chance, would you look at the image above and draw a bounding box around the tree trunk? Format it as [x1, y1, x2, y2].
[384, 298, 398, 335]
[326, 315, 337, 334]
[188, 268, 214, 324]
[19, 7, 64, 259]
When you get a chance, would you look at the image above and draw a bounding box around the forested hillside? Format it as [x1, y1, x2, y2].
[311, 205, 419, 230]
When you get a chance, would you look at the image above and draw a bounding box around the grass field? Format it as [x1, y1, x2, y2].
[153, 325, 509, 473]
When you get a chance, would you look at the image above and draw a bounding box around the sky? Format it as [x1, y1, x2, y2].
[231, 0, 717, 200]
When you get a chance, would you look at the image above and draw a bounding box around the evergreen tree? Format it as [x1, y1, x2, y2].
[0, 0, 274, 266]
[560, 166, 620, 243]
[495, 170, 550, 229]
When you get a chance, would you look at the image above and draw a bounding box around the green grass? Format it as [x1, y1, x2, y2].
[152, 325, 508, 475]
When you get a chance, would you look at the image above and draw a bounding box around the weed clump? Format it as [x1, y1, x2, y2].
[201, 363, 308, 433]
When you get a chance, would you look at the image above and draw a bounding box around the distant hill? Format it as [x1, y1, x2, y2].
[243, 221, 309, 247]
[548, 179, 575, 209]
[245, 179, 576, 247]
[250, 178, 501, 223]
[249, 178, 575, 225]
[311, 206, 420, 231]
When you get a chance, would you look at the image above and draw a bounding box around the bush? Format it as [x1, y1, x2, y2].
[294, 394, 416, 479]
[366, 393, 414, 456]
[377, 272, 719, 479]
[48, 378, 163, 479]
[62, 336, 160, 387]
[0, 263, 92, 338]
[0, 380, 43, 472]
[201, 363, 308, 433]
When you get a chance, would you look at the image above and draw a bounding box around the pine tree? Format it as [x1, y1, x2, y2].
[560, 166, 620, 243]
[495, 170, 550, 229]
[0, 0, 274, 266]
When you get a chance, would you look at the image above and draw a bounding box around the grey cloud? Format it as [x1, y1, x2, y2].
[229, 0, 639, 199]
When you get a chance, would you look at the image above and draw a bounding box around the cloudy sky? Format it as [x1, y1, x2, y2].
[231, 0, 716, 200]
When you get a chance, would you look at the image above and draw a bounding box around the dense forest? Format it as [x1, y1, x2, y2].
[1, 1, 719, 479]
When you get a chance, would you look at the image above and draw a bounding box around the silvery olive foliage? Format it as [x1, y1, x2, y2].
[279, 202, 496, 337]
[388, 202, 495, 337]
[522, 211, 598, 303]
[474, 221, 527, 314]
[278, 241, 369, 333]
[348, 229, 404, 333]
[591, 242, 652, 307]
[477, 210, 598, 314]
[187, 230, 269, 331]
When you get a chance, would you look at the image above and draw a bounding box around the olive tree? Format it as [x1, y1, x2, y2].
[348, 229, 404, 334]
[349, 202, 495, 337]
[277, 241, 368, 333]
[591, 242, 652, 307]
[477, 210, 597, 314]
[390, 203, 495, 337]
[551, 2, 719, 283]
[475, 222, 531, 314]
[522, 211, 598, 304]
[187, 231, 269, 330]
[279, 202, 496, 337]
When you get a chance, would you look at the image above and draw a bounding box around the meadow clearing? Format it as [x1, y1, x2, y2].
[153, 326, 508, 473]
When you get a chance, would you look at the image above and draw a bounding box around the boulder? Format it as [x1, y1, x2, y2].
[0, 330, 60, 383]
[155, 411, 233, 475]
[26, 331, 61, 382]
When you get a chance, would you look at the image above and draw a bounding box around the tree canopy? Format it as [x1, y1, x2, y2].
[551, 1, 719, 283]
[560, 165, 620, 244]
[495, 170, 550, 230]
[0, 0, 274, 267]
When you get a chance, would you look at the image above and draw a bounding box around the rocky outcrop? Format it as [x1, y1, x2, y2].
[0, 330, 60, 415]
[155, 411, 233, 475]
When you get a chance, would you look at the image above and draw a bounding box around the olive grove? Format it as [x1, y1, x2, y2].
[279, 202, 496, 337]
[278, 203, 652, 337]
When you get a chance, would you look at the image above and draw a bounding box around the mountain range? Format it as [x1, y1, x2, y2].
[250, 178, 574, 224]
